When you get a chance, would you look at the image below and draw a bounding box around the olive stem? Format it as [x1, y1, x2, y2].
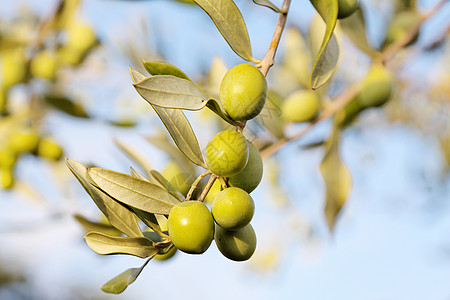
[259, 0, 291, 77]
[260, 82, 362, 158]
[185, 170, 212, 201]
[219, 176, 228, 190]
[198, 174, 218, 203]
[380, 0, 448, 64]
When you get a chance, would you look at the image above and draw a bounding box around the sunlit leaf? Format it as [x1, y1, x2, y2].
[143, 61, 190, 81]
[310, 0, 340, 89]
[319, 122, 352, 232]
[74, 214, 122, 236]
[252, 0, 282, 13]
[85, 232, 158, 258]
[205, 98, 237, 125]
[88, 168, 180, 215]
[66, 159, 143, 237]
[339, 7, 375, 56]
[101, 259, 151, 294]
[134, 75, 208, 110]
[193, 0, 256, 62]
[130, 67, 205, 167]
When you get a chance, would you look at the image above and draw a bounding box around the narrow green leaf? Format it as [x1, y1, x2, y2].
[205, 98, 237, 125]
[149, 170, 184, 201]
[339, 8, 376, 56]
[129, 67, 205, 167]
[319, 122, 352, 232]
[66, 159, 143, 238]
[310, 0, 340, 89]
[74, 214, 123, 237]
[133, 75, 208, 110]
[252, 0, 282, 13]
[193, 0, 256, 62]
[131, 208, 164, 235]
[44, 94, 89, 118]
[88, 168, 180, 215]
[85, 232, 158, 258]
[130, 167, 153, 182]
[143, 61, 191, 81]
[101, 259, 152, 294]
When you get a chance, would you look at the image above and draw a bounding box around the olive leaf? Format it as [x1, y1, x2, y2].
[101, 258, 152, 294]
[256, 90, 285, 139]
[85, 232, 158, 258]
[252, 0, 282, 13]
[66, 159, 143, 238]
[44, 94, 89, 118]
[87, 168, 180, 215]
[309, 0, 340, 89]
[133, 75, 209, 110]
[193, 0, 257, 62]
[339, 7, 376, 57]
[130, 67, 206, 167]
[205, 99, 237, 125]
[319, 121, 352, 232]
[143, 60, 191, 81]
[130, 167, 154, 183]
[74, 214, 123, 237]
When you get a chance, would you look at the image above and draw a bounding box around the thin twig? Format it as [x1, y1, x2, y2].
[261, 82, 362, 158]
[185, 170, 212, 201]
[198, 174, 218, 202]
[259, 0, 292, 77]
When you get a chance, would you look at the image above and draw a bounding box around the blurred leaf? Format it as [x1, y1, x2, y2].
[146, 134, 196, 175]
[252, 0, 282, 12]
[66, 159, 143, 237]
[320, 122, 352, 232]
[134, 75, 208, 110]
[115, 139, 153, 173]
[143, 61, 190, 81]
[149, 170, 184, 201]
[74, 214, 122, 236]
[193, 0, 256, 62]
[88, 168, 180, 215]
[130, 67, 205, 167]
[256, 90, 285, 139]
[309, 0, 340, 89]
[101, 259, 151, 294]
[339, 7, 375, 56]
[85, 232, 157, 258]
[44, 94, 89, 118]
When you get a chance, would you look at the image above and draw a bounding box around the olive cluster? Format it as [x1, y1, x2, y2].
[0, 128, 63, 189]
[167, 64, 266, 261]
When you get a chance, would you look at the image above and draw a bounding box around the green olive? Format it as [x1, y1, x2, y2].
[220, 64, 267, 121]
[37, 137, 63, 161]
[228, 140, 263, 193]
[0, 147, 18, 168]
[204, 179, 222, 204]
[205, 130, 249, 177]
[168, 201, 214, 254]
[0, 167, 14, 189]
[155, 245, 177, 261]
[162, 161, 194, 196]
[384, 11, 420, 48]
[1, 50, 27, 88]
[215, 223, 257, 262]
[8, 129, 39, 154]
[66, 21, 97, 54]
[30, 50, 59, 81]
[211, 187, 254, 231]
[358, 64, 394, 108]
[281, 90, 320, 123]
[337, 0, 359, 19]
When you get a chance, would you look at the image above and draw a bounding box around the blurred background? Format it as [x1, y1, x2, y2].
[0, 0, 449, 299]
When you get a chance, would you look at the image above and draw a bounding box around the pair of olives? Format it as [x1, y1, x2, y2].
[167, 187, 256, 261]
